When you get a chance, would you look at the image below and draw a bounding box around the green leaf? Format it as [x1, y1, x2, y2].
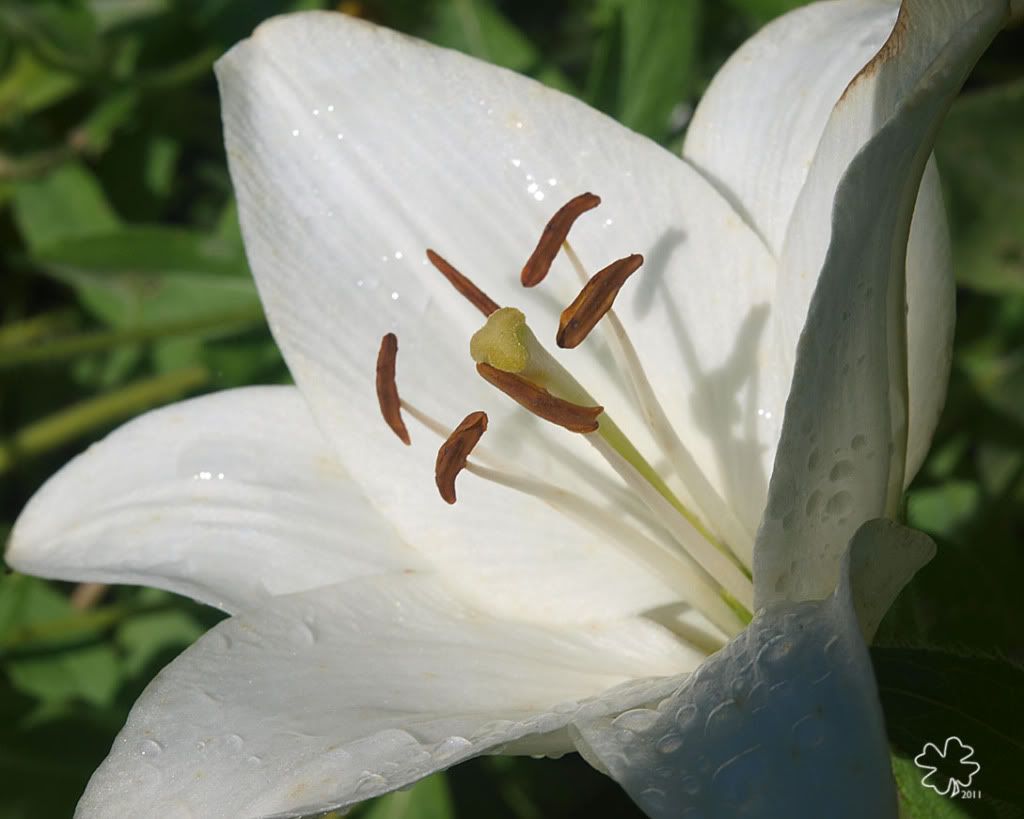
[0, 1, 102, 73]
[937, 79, 1024, 294]
[892, 755, 971, 819]
[906, 481, 981, 540]
[0, 48, 79, 124]
[12, 161, 120, 250]
[31, 226, 258, 327]
[873, 647, 1024, 810]
[587, 0, 700, 139]
[0, 575, 120, 710]
[361, 774, 453, 819]
[724, 0, 809, 25]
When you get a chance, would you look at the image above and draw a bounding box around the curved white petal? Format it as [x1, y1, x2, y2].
[842, 519, 934, 642]
[216, 11, 782, 569]
[6, 387, 424, 613]
[571, 527, 907, 819]
[76, 573, 698, 818]
[684, 0, 955, 488]
[754, 0, 1007, 608]
[683, 0, 899, 254]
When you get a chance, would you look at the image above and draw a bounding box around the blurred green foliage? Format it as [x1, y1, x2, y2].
[0, 0, 1021, 817]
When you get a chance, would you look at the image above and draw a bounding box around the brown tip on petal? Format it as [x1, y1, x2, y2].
[476, 363, 602, 433]
[557, 253, 643, 349]
[426, 249, 500, 317]
[520, 192, 601, 288]
[435, 411, 488, 504]
[375, 333, 410, 445]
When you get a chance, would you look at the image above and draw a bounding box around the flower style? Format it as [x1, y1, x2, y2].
[5, 0, 1012, 817]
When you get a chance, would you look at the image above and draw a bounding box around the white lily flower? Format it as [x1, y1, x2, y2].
[5, 0, 1012, 816]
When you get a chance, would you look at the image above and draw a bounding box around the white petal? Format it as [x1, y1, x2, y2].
[216, 11, 781, 569]
[571, 528, 906, 819]
[6, 387, 424, 613]
[684, 0, 955, 489]
[842, 519, 934, 642]
[754, 0, 1006, 608]
[76, 573, 698, 818]
[683, 0, 898, 254]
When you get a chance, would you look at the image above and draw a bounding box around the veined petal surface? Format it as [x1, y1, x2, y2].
[754, 0, 1008, 608]
[684, 0, 954, 488]
[6, 387, 425, 613]
[76, 572, 697, 818]
[216, 11, 783, 572]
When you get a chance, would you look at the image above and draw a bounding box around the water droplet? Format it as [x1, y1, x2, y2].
[792, 714, 826, 750]
[613, 709, 659, 733]
[356, 772, 387, 794]
[246, 754, 263, 766]
[829, 460, 853, 482]
[434, 736, 473, 761]
[756, 635, 791, 668]
[681, 774, 701, 795]
[390, 291, 400, 301]
[223, 733, 243, 752]
[291, 129, 300, 137]
[805, 490, 821, 515]
[138, 739, 163, 757]
[656, 733, 683, 755]
[825, 491, 853, 515]
[195, 740, 207, 751]
[675, 704, 698, 729]
[705, 699, 741, 739]
[851, 434, 867, 451]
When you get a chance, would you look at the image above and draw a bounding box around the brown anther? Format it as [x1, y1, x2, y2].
[520, 192, 601, 287]
[476, 363, 603, 433]
[375, 333, 410, 445]
[557, 253, 643, 349]
[426, 249, 500, 316]
[435, 411, 488, 504]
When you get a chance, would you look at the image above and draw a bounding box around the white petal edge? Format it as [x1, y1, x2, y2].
[570, 520, 931, 819]
[6, 387, 425, 613]
[684, 0, 955, 490]
[682, 0, 899, 254]
[216, 11, 785, 566]
[754, 0, 1007, 608]
[75, 572, 700, 818]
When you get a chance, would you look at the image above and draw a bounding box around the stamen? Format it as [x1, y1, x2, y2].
[375, 332, 410, 445]
[520, 192, 601, 287]
[476, 363, 602, 433]
[435, 411, 488, 504]
[557, 253, 643, 349]
[562, 242, 754, 564]
[401, 398, 743, 639]
[426, 249, 500, 317]
[589, 433, 754, 614]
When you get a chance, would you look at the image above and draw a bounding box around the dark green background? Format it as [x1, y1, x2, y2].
[0, 1, 1021, 816]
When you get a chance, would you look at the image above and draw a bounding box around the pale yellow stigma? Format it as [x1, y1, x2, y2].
[469, 307, 530, 373]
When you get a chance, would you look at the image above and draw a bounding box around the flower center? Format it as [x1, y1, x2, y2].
[375, 193, 754, 639]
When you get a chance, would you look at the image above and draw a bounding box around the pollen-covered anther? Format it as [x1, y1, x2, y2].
[476, 363, 603, 433]
[557, 253, 643, 349]
[375, 332, 410, 445]
[435, 411, 488, 504]
[426, 249, 500, 317]
[520, 192, 601, 287]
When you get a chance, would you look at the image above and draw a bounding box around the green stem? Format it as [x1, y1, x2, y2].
[0, 365, 209, 474]
[0, 308, 81, 348]
[0, 306, 264, 369]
